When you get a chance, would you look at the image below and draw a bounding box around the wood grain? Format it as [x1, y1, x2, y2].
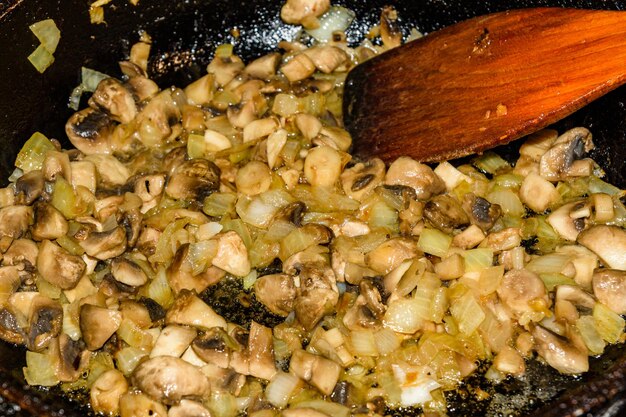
[343, 8, 626, 162]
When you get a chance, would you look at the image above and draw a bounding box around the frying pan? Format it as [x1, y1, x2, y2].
[0, 0, 625, 416]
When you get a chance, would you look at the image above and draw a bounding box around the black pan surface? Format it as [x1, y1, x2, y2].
[0, 0, 626, 416]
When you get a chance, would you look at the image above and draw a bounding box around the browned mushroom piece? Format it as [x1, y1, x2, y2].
[27, 296, 63, 352]
[303, 46, 348, 73]
[592, 269, 626, 314]
[462, 193, 502, 232]
[126, 75, 160, 102]
[289, 349, 341, 395]
[497, 269, 550, 319]
[343, 278, 387, 330]
[282, 409, 330, 417]
[136, 90, 182, 144]
[0, 308, 24, 345]
[167, 244, 225, 294]
[0, 205, 33, 239]
[65, 107, 115, 155]
[280, 0, 330, 26]
[15, 169, 43, 205]
[89, 78, 138, 124]
[424, 194, 470, 233]
[119, 392, 168, 417]
[191, 327, 233, 368]
[254, 273, 296, 317]
[3, 239, 38, 267]
[165, 290, 227, 330]
[384, 156, 445, 200]
[36, 240, 86, 290]
[165, 158, 221, 201]
[532, 325, 589, 374]
[212, 231, 252, 277]
[547, 200, 590, 242]
[111, 257, 148, 287]
[31, 202, 69, 241]
[540, 127, 594, 181]
[248, 321, 277, 381]
[80, 304, 122, 350]
[244, 52, 281, 80]
[0, 266, 21, 302]
[131, 356, 210, 405]
[79, 227, 128, 260]
[365, 238, 418, 275]
[207, 54, 245, 87]
[554, 284, 596, 323]
[90, 368, 129, 415]
[340, 158, 386, 201]
[380, 6, 402, 49]
[578, 225, 626, 270]
[168, 400, 212, 417]
[55, 334, 89, 382]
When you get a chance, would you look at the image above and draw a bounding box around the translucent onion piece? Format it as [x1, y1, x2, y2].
[15, 131, 56, 172]
[305, 6, 356, 42]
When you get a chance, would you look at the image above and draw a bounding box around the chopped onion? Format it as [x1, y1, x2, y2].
[265, 371, 300, 408]
[117, 319, 154, 350]
[392, 364, 442, 407]
[417, 228, 452, 258]
[23, 350, 59, 386]
[27, 19, 60, 73]
[305, 6, 356, 42]
[375, 328, 401, 355]
[28, 44, 55, 73]
[526, 253, 572, 275]
[384, 297, 428, 334]
[68, 67, 110, 110]
[450, 292, 485, 335]
[487, 189, 525, 217]
[349, 330, 378, 357]
[473, 152, 510, 174]
[463, 248, 494, 273]
[593, 303, 625, 344]
[115, 346, 147, 376]
[15, 131, 56, 172]
[577, 315, 605, 355]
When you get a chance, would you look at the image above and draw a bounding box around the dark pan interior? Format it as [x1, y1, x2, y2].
[0, 0, 626, 416]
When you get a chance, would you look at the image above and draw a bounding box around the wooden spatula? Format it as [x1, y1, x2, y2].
[343, 8, 626, 163]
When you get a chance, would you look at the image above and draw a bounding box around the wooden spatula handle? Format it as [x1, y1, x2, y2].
[344, 8, 626, 162]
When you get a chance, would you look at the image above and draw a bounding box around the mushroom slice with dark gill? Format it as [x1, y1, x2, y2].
[539, 127, 594, 181]
[191, 327, 232, 368]
[55, 334, 89, 382]
[131, 356, 210, 405]
[31, 202, 69, 241]
[462, 193, 502, 231]
[289, 349, 341, 395]
[79, 304, 122, 350]
[248, 321, 277, 381]
[496, 269, 550, 320]
[0, 205, 33, 239]
[65, 107, 115, 155]
[384, 156, 445, 200]
[111, 257, 148, 287]
[27, 295, 63, 352]
[36, 239, 86, 290]
[88, 78, 137, 124]
[15, 169, 43, 205]
[165, 158, 221, 201]
[79, 226, 128, 260]
[424, 194, 469, 233]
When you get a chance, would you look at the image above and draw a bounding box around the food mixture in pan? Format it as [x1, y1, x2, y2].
[2, 1, 626, 416]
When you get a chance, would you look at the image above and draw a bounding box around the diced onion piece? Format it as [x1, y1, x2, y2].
[434, 162, 472, 191]
[23, 350, 59, 386]
[384, 297, 428, 334]
[392, 364, 442, 407]
[487, 189, 525, 217]
[417, 228, 451, 258]
[306, 6, 356, 42]
[115, 346, 148, 376]
[349, 330, 378, 357]
[117, 318, 153, 350]
[15, 131, 56, 172]
[266, 371, 300, 408]
[450, 292, 485, 335]
[29, 19, 61, 53]
[28, 42, 55, 74]
[463, 248, 494, 273]
[147, 267, 174, 308]
[577, 315, 606, 355]
[588, 176, 622, 196]
[539, 273, 576, 292]
[593, 303, 625, 344]
[375, 327, 401, 355]
[526, 253, 572, 275]
[203, 192, 237, 217]
[473, 151, 510, 174]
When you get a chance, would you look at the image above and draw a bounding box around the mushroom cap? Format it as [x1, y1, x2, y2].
[79, 304, 122, 350]
[165, 158, 221, 201]
[65, 107, 114, 155]
[88, 78, 137, 124]
[131, 356, 209, 405]
[578, 225, 626, 270]
[592, 269, 626, 314]
[254, 273, 296, 317]
[532, 325, 589, 374]
[497, 269, 550, 318]
[36, 240, 86, 290]
[90, 369, 128, 415]
[0, 205, 34, 239]
[79, 227, 128, 260]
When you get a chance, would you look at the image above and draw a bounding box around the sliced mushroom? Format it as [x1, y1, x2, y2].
[365, 238, 417, 275]
[90, 369, 129, 416]
[592, 269, 626, 314]
[0, 266, 21, 305]
[519, 172, 560, 213]
[340, 158, 386, 201]
[42, 150, 72, 183]
[119, 300, 153, 329]
[424, 194, 469, 233]
[280, 53, 316, 83]
[254, 273, 296, 317]
[532, 325, 589, 374]
[578, 225, 626, 270]
[280, 0, 330, 26]
[191, 327, 232, 368]
[385, 157, 445, 200]
[165, 158, 221, 201]
[55, 334, 89, 382]
[554, 284, 596, 323]
[207, 54, 245, 87]
[131, 356, 209, 405]
[539, 127, 594, 181]
[343, 279, 386, 330]
[119, 392, 168, 417]
[166, 290, 227, 330]
[136, 90, 181, 145]
[15, 169, 43, 205]
[249, 321, 277, 381]
[65, 107, 115, 155]
[0, 308, 24, 344]
[212, 231, 251, 277]
[304, 145, 344, 188]
[27, 296, 62, 352]
[80, 304, 122, 350]
[150, 324, 197, 358]
[547, 200, 589, 242]
[282, 409, 330, 417]
[380, 6, 402, 49]
[89, 78, 138, 124]
[111, 257, 148, 287]
[289, 349, 341, 395]
[127, 75, 160, 102]
[303, 46, 348, 73]
[3, 239, 38, 267]
[168, 244, 225, 294]
[244, 52, 281, 80]
[0, 205, 33, 239]
[168, 400, 212, 417]
[37, 240, 86, 290]
[84, 154, 131, 187]
[235, 161, 272, 196]
[462, 193, 501, 231]
[79, 227, 128, 260]
[497, 269, 550, 319]
[31, 202, 69, 241]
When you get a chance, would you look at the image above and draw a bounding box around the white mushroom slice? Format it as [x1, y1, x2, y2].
[79, 227, 128, 260]
[90, 369, 129, 416]
[592, 269, 626, 314]
[131, 356, 209, 405]
[519, 172, 560, 213]
[243, 117, 279, 143]
[519, 129, 558, 160]
[235, 161, 271, 196]
[203, 129, 232, 152]
[303, 45, 348, 73]
[134, 174, 166, 204]
[166, 290, 227, 330]
[539, 127, 594, 181]
[497, 269, 550, 319]
[289, 349, 341, 395]
[318, 126, 352, 151]
[89, 78, 137, 124]
[547, 200, 588, 242]
[211, 231, 251, 277]
[150, 325, 197, 358]
[248, 321, 277, 381]
[84, 154, 130, 187]
[280, 53, 316, 82]
[0, 205, 33, 239]
[244, 52, 281, 80]
[452, 224, 486, 249]
[119, 392, 168, 417]
[168, 400, 212, 417]
[0, 267, 22, 306]
[304, 145, 343, 188]
[532, 325, 589, 374]
[80, 304, 122, 350]
[184, 73, 215, 106]
[280, 0, 330, 25]
[267, 129, 288, 169]
[254, 273, 296, 317]
[493, 345, 525, 376]
[366, 238, 417, 275]
[111, 258, 148, 287]
[207, 54, 245, 87]
[385, 157, 445, 200]
[578, 225, 626, 270]
[165, 158, 221, 201]
[340, 158, 386, 201]
[37, 240, 86, 290]
[433, 161, 472, 191]
[295, 113, 322, 140]
[42, 150, 71, 183]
